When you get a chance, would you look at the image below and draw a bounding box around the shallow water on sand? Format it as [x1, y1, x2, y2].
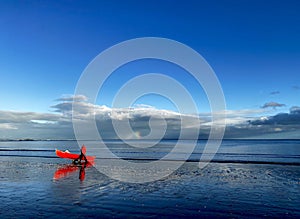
[0, 157, 299, 218]
[0, 140, 299, 218]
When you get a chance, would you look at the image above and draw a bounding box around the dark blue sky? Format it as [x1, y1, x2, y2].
[1, 0, 299, 111]
[0, 0, 300, 139]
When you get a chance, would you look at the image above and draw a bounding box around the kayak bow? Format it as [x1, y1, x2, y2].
[55, 149, 96, 162]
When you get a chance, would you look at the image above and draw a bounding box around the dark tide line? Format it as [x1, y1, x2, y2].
[1, 154, 298, 166]
[117, 157, 300, 166]
[113, 151, 300, 158]
[0, 154, 58, 159]
[0, 149, 54, 152]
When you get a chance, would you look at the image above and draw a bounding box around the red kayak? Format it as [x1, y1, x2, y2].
[53, 161, 94, 181]
[55, 149, 96, 162]
[53, 164, 79, 180]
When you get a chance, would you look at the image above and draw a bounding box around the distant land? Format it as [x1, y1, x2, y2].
[1, 138, 300, 142]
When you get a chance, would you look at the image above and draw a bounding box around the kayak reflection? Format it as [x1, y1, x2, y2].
[53, 161, 94, 181]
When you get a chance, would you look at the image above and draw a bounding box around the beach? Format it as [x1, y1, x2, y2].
[2, 1, 300, 218]
[0, 140, 300, 218]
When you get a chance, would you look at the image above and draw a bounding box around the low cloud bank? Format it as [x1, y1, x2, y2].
[0, 95, 299, 140]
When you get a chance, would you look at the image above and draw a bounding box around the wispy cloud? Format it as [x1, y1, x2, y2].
[56, 95, 88, 102]
[261, 101, 286, 109]
[292, 85, 300, 90]
[270, 91, 280, 95]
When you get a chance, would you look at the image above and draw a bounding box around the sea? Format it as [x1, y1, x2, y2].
[0, 139, 299, 218]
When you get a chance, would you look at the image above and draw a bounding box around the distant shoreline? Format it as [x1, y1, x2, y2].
[1, 138, 300, 142]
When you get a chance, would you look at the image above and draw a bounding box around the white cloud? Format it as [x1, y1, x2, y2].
[30, 120, 57, 124]
[1, 95, 299, 140]
[0, 97, 201, 139]
[198, 108, 268, 126]
[0, 110, 61, 123]
[0, 123, 18, 130]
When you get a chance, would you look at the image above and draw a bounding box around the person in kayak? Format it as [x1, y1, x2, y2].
[73, 145, 88, 166]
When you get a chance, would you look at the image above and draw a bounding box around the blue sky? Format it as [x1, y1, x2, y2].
[0, 0, 300, 139]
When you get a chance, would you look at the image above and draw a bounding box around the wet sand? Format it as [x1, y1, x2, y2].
[1, 156, 299, 218]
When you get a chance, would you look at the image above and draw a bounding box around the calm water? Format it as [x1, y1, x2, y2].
[0, 140, 299, 218]
[1, 139, 299, 164]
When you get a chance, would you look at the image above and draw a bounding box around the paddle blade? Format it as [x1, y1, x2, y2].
[81, 145, 87, 154]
